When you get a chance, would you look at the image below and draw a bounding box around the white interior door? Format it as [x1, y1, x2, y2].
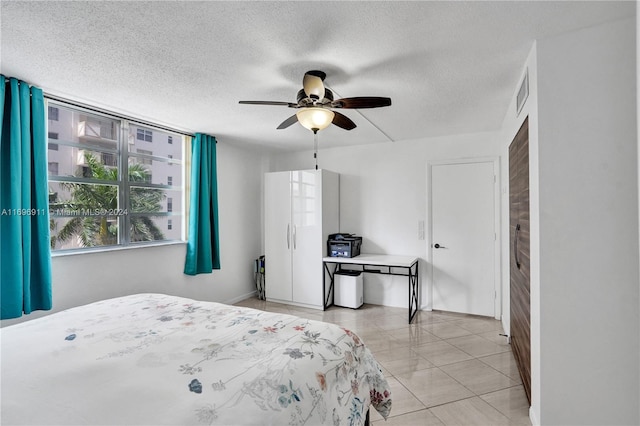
[431, 161, 497, 317]
[265, 171, 292, 301]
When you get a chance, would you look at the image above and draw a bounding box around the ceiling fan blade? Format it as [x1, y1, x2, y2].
[332, 111, 356, 130]
[332, 97, 392, 109]
[239, 101, 297, 107]
[277, 114, 299, 129]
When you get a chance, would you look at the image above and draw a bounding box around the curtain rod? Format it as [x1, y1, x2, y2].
[44, 93, 196, 139]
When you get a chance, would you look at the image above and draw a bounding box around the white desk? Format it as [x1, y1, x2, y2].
[322, 254, 420, 323]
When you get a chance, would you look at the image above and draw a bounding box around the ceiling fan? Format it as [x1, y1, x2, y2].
[239, 70, 392, 133]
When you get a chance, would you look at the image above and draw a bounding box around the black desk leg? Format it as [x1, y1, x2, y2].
[323, 262, 337, 309]
[408, 261, 419, 323]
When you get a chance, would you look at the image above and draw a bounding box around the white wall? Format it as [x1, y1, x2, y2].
[268, 133, 500, 309]
[637, 6, 640, 423]
[499, 17, 639, 425]
[535, 17, 639, 425]
[2, 140, 267, 327]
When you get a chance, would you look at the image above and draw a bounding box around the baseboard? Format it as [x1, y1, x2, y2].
[224, 290, 257, 305]
[529, 406, 539, 425]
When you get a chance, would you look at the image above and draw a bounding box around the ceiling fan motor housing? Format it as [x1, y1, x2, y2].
[297, 88, 333, 105]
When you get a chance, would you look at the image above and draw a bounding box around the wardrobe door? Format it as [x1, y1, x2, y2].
[509, 117, 531, 403]
[291, 170, 323, 306]
[291, 170, 339, 308]
[265, 171, 293, 302]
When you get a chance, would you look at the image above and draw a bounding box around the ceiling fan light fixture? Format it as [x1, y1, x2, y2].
[296, 107, 335, 132]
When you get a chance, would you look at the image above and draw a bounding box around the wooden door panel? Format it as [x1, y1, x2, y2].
[509, 117, 531, 404]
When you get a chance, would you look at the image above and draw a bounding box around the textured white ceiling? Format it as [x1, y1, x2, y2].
[0, 1, 634, 151]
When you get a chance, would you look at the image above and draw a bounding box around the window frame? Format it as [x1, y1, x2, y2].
[46, 100, 185, 252]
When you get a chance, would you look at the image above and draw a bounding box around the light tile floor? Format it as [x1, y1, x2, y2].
[234, 298, 531, 426]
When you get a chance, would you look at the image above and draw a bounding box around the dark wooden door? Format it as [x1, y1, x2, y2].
[509, 117, 531, 404]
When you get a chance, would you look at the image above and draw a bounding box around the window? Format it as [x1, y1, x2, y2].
[136, 149, 153, 166]
[101, 153, 117, 167]
[168, 136, 173, 144]
[136, 128, 153, 142]
[48, 106, 59, 121]
[48, 132, 59, 151]
[80, 118, 117, 140]
[167, 176, 173, 186]
[47, 162, 59, 176]
[47, 101, 184, 251]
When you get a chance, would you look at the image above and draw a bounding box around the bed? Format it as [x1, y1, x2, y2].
[0, 293, 391, 425]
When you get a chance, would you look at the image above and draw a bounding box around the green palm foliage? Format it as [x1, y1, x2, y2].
[50, 153, 165, 249]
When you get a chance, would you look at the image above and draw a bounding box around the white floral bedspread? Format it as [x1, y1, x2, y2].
[0, 293, 391, 425]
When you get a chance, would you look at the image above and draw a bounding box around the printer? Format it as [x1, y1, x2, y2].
[327, 233, 362, 258]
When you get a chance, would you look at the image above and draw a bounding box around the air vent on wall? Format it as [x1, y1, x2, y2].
[516, 69, 529, 116]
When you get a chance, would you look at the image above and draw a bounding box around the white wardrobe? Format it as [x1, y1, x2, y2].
[264, 169, 339, 309]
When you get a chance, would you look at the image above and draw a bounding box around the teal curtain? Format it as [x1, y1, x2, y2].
[184, 133, 220, 275]
[0, 76, 52, 319]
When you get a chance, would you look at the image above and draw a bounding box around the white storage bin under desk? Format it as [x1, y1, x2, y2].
[334, 270, 363, 309]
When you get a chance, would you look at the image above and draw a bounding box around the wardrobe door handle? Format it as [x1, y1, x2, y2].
[514, 223, 521, 269]
[293, 225, 297, 250]
[287, 224, 290, 249]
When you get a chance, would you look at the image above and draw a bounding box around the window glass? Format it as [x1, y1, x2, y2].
[136, 128, 153, 142]
[47, 144, 119, 180]
[47, 162, 59, 176]
[48, 181, 121, 250]
[129, 215, 182, 242]
[48, 106, 59, 121]
[47, 102, 185, 251]
[128, 125, 183, 187]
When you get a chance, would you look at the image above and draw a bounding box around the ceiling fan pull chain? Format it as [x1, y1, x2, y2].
[313, 131, 319, 170]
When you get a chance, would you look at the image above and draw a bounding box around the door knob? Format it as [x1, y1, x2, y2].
[434, 243, 446, 249]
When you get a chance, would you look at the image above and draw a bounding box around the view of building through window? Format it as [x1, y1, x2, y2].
[47, 102, 184, 250]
